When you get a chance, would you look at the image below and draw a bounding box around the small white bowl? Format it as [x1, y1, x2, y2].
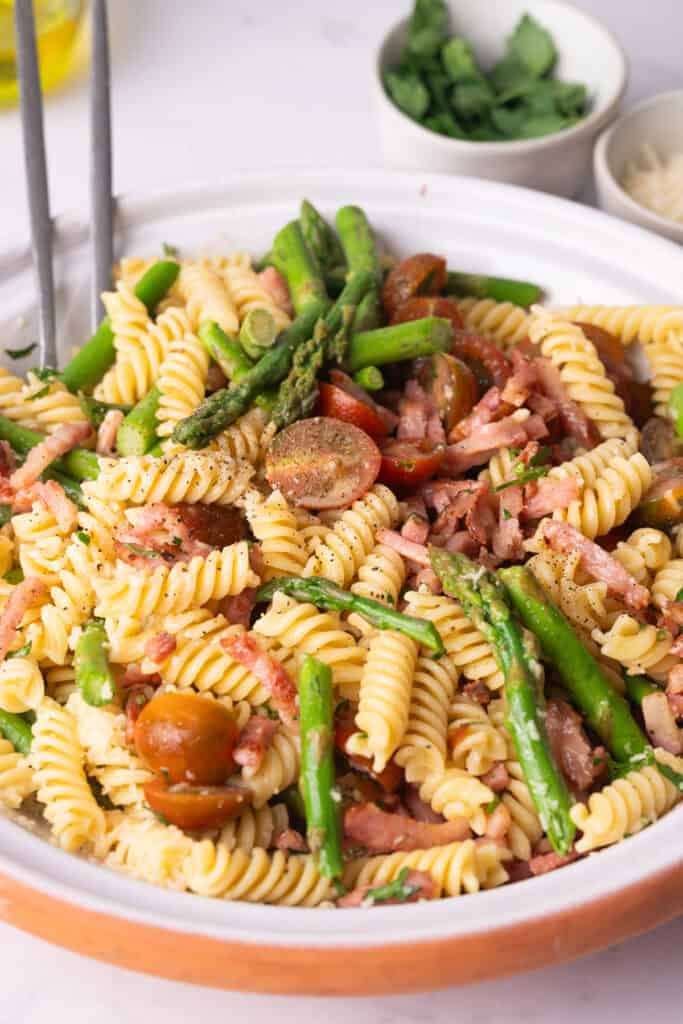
[373, 0, 627, 198]
[594, 90, 683, 244]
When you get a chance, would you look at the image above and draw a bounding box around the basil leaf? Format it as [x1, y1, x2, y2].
[441, 36, 479, 83]
[507, 13, 557, 78]
[5, 342, 37, 360]
[384, 70, 430, 121]
[406, 0, 449, 59]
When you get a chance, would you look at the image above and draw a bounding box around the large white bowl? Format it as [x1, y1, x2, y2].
[373, 0, 627, 198]
[1, 169, 683, 995]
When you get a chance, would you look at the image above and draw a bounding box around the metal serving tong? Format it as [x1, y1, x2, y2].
[14, 0, 112, 369]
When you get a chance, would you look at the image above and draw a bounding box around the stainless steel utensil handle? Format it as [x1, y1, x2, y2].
[90, 0, 113, 328]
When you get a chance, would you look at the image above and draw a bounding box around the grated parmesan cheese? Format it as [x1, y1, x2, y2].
[622, 143, 683, 224]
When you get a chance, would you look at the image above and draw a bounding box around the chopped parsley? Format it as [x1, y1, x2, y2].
[75, 530, 91, 546]
[26, 384, 50, 401]
[123, 542, 164, 559]
[5, 342, 37, 360]
[6, 641, 32, 660]
[484, 795, 501, 815]
[364, 868, 420, 905]
[675, 587, 683, 603]
[162, 242, 179, 259]
[30, 366, 59, 381]
[3, 567, 24, 584]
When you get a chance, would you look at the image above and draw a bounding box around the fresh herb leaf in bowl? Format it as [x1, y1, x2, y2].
[385, 4, 590, 143]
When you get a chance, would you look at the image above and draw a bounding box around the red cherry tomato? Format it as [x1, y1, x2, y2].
[379, 440, 444, 490]
[635, 459, 683, 529]
[144, 778, 249, 831]
[391, 295, 464, 331]
[335, 714, 403, 793]
[316, 382, 389, 438]
[414, 352, 479, 433]
[266, 416, 381, 509]
[382, 254, 447, 319]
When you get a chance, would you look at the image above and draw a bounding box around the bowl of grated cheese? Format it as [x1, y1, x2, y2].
[595, 90, 683, 243]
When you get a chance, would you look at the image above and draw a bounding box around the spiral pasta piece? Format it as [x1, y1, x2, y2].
[253, 593, 366, 692]
[458, 298, 531, 348]
[13, 501, 71, 586]
[94, 543, 259, 619]
[239, 726, 300, 808]
[446, 696, 507, 776]
[0, 372, 89, 434]
[0, 656, 44, 713]
[595, 614, 677, 681]
[403, 589, 504, 691]
[156, 330, 209, 440]
[220, 803, 289, 853]
[343, 839, 510, 897]
[211, 407, 274, 463]
[85, 451, 253, 507]
[612, 529, 672, 586]
[23, 542, 98, 666]
[502, 759, 544, 861]
[30, 697, 106, 853]
[417, 768, 494, 832]
[96, 284, 169, 404]
[184, 842, 332, 905]
[303, 484, 400, 587]
[557, 304, 683, 346]
[243, 489, 308, 579]
[179, 262, 239, 336]
[652, 558, 683, 609]
[395, 654, 458, 783]
[570, 758, 680, 852]
[550, 450, 652, 540]
[528, 547, 615, 636]
[528, 309, 634, 439]
[221, 253, 291, 331]
[347, 542, 406, 636]
[643, 334, 683, 419]
[0, 738, 35, 808]
[346, 631, 417, 772]
[105, 810, 192, 889]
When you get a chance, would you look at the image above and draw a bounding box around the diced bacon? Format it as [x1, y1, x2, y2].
[668, 664, 683, 695]
[463, 680, 491, 706]
[492, 485, 524, 562]
[275, 828, 308, 852]
[481, 763, 509, 792]
[529, 850, 580, 876]
[13, 480, 78, 532]
[258, 266, 294, 317]
[521, 476, 580, 519]
[485, 801, 511, 841]
[411, 567, 442, 593]
[671, 635, 683, 659]
[337, 869, 437, 908]
[424, 478, 495, 548]
[329, 370, 399, 433]
[0, 441, 16, 477]
[376, 528, 430, 567]
[534, 357, 600, 449]
[0, 577, 46, 661]
[217, 588, 257, 628]
[205, 362, 227, 392]
[452, 332, 512, 388]
[658, 600, 683, 634]
[545, 698, 606, 794]
[10, 422, 92, 491]
[507, 859, 534, 882]
[448, 386, 508, 444]
[96, 409, 124, 456]
[115, 502, 215, 567]
[401, 514, 430, 546]
[668, 692, 683, 719]
[523, 414, 549, 441]
[120, 665, 161, 688]
[402, 783, 446, 824]
[501, 358, 536, 408]
[445, 416, 530, 474]
[641, 691, 682, 754]
[527, 391, 559, 422]
[542, 521, 650, 612]
[397, 400, 427, 442]
[397, 381, 445, 446]
[143, 632, 176, 664]
[444, 531, 479, 556]
[221, 633, 298, 726]
[233, 714, 279, 769]
[344, 802, 470, 854]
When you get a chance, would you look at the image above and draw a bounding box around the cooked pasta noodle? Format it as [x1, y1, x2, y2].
[85, 451, 253, 507]
[179, 262, 239, 336]
[0, 656, 44, 713]
[558, 304, 683, 346]
[343, 840, 510, 897]
[395, 654, 458, 783]
[458, 298, 530, 348]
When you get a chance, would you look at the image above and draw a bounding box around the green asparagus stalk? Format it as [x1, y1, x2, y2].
[335, 206, 383, 285]
[199, 320, 253, 381]
[257, 576, 445, 656]
[623, 674, 660, 706]
[254, 251, 272, 273]
[280, 784, 307, 825]
[347, 317, 453, 373]
[300, 199, 346, 274]
[324, 265, 348, 297]
[430, 547, 575, 855]
[60, 260, 180, 393]
[353, 366, 384, 391]
[74, 619, 117, 707]
[298, 654, 342, 878]
[270, 221, 328, 315]
[78, 395, 131, 430]
[444, 271, 542, 308]
[0, 709, 32, 755]
[499, 567, 648, 763]
[116, 386, 161, 457]
[0, 416, 100, 481]
[271, 323, 326, 429]
[239, 308, 278, 361]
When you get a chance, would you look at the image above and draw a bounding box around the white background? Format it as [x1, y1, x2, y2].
[1, 1, 682, 1020]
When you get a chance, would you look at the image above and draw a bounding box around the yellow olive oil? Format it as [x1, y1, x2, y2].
[0, 0, 86, 105]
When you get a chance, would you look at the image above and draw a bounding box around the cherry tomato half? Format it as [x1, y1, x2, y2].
[414, 352, 479, 434]
[452, 331, 512, 389]
[134, 691, 238, 786]
[144, 778, 249, 831]
[379, 440, 444, 490]
[317, 382, 388, 438]
[173, 503, 248, 548]
[382, 254, 447, 320]
[635, 459, 683, 529]
[335, 714, 403, 793]
[391, 295, 464, 332]
[266, 416, 381, 509]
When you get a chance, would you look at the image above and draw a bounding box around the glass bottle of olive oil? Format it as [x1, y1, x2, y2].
[0, 0, 86, 105]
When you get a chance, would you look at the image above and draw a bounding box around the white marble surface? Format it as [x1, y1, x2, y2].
[1, 0, 683, 1019]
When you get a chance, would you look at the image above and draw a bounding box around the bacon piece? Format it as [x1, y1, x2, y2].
[668, 664, 683, 695]
[275, 828, 308, 852]
[217, 588, 257, 628]
[501, 353, 537, 408]
[205, 362, 227, 392]
[521, 476, 580, 519]
[545, 698, 606, 793]
[221, 633, 298, 726]
[401, 514, 430, 546]
[344, 802, 470, 854]
[120, 665, 161, 688]
[463, 680, 491, 706]
[529, 850, 579, 876]
[448, 385, 509, 444]
[542, 521, 650, 612]
[481, 763, 509, 792]
[411, 567, 441, 593]
[452, 332, 512, 388]
[641, 691, 682, 754]
[143, 632, 176, 664]
[402, 783, 446, 824]
[115, 503, 216, 567]
[397, 381, 445, 446]
[534, 357, 600, 449]
[492, 484, 524, 562]
[445, 416, 530, 474]
[96, 409, 124, 456]
[0, 577, 46, 660]
[0, 441, 16, 477]
[485, 801, 511, 841]
[329, 370, 399, 433]
[376, 528, 430, 567]
[258, 266, 294, 317]
[424, 478, 495, 548]
[233, 714, 279, 769]
[10, 422, 92, 491]
[13, 480, 78, 532]
[658, 600, 683, 635]
[337, 869, 437, 908]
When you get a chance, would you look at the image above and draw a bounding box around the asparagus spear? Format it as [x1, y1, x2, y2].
[271, 322, 326, 429]
[257, 576, 445, 656]
[336, 205, 383, 332]
[0, 709, 32, 755]
[499, 567, 648, 763]
[270, 221, 328, 315]
[298, 654, 342, 878]
[353, 366, 384, 391]
[78, 395, 131, 430]
[623, 674, 659, 706]
[116, 386, 161, 457]
[60, 260, 180, 393]
[300, 199, 346, 274]
[280, 784, 307, 825]
[0, 416, 99, 481]
[239, 308, 278, 361]
[199, 320, 253, 381]
[74, 619, 117, 707]
[430, 547, 575, 855]
[347, 317, 453, 373]
[444, 271, 542, 308]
